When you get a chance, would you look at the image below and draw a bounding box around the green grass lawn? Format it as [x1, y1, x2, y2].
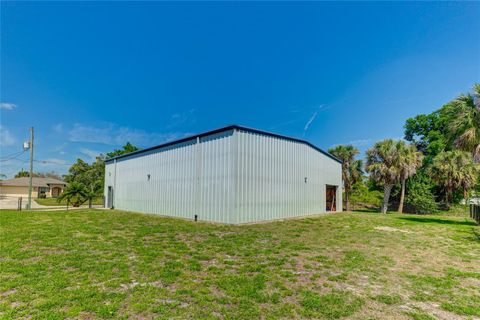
[34, 197, 104, 206]
[0, 209, 479, 319]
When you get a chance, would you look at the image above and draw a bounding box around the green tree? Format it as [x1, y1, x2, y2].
[429, 151, 479, 207]
[106, 142, 139, 159]
[62, 143, 137, 205]
[458, 161, 479, 202]
[14, 169, 30, 178]
[404, 102, 456, 163]
[405, 172, 437, 214]
[366, 139, 402, 214]
[89, 156, 105, 193]
[63, 159, 91, 185]
[57, 182, 89, 207]
[397, 142, 423, 213]
[86, 156, 106, 205]
[349, 178, 383, 210]
[63, 156, 105, 200]
[328, 145, 363, 211]
[448, 84, 480, 162]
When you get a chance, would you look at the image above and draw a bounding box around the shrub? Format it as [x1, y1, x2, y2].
[57, 182, 89, 207]
[405, 174, 437, 214]
[350, 181, 383, 209]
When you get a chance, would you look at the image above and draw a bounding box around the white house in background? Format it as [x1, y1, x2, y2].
[104, 125, 342, 224]
[0, 177, 66, 198]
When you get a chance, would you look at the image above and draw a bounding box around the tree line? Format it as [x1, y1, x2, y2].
[58, 142, 139, 206]
[329, 83, 480, 214]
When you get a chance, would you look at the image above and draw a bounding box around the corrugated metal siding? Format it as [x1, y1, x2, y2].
[104, 129, 342, 223]
[234, 130, 342, 223]
[104, 131, 235, 223]
[197, 132, 234, 223]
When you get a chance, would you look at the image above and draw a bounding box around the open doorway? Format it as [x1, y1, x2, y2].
[107, 186, 114, 209]
[326, 185, 337, 212]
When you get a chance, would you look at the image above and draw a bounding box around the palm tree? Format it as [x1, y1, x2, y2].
[397, 142, 423, 213]
[449, 84, 480, 162]
[366, 139, 402, 214]
[459, 161, 478, 203]
[328, 145, 363, 211]
[57, 182, 89, 207]
[430, 151, 479, 207]
[454, 152, 479, 203]
[430, 152, 457, 206]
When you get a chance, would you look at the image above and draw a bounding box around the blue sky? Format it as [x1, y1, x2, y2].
[1, 2, 479, 178]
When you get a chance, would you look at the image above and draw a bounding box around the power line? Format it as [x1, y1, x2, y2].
[0, 151, 23, 159]
[0, 155, 28, 163]
[0, 161, 28, 168]
[3, 158, 74, 166]
[0, 150, 26, 161]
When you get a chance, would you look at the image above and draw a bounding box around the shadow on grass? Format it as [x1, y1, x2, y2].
[352, 208, 379, 213]
[397, 216, 477, 226]
[473, 227, 480, 241]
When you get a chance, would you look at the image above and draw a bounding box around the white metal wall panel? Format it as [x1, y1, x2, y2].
[234, 130, 342, 223]
[198, 132, 234, 223]
[104, 131, 235, 223]
[105, 128, 342, 224]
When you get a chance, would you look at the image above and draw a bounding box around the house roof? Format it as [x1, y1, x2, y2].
[0, 177, 66, 187]
[105, 124, 342, 164]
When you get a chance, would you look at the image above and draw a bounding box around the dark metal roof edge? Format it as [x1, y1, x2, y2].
[105, 125, 342, 164]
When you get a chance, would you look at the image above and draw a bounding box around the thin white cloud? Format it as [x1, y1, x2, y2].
[69, 124, 113, 144]
[0, 125, 16, 146]
[303, 105, 323, 136]
[304, 111, 318, 132]
[80, 148, 101, 162]
[69, 123, 186, 147]
[347, 139, 373, 147]
[332, 136, 412, 150]
[167, 108, 196, 128]
[52, 143, 68, 154]
[0, 103, 17, 110]
[52, 123, 64, 133]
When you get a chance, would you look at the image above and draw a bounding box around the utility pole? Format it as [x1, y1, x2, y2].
[27, 127, 34, 210]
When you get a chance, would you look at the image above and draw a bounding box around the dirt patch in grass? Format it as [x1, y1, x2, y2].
[411, 301, 466, 320]
[374, 226, 412, 233]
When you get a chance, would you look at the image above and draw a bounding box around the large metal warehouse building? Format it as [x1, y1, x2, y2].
[104, 125, 342, 224]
